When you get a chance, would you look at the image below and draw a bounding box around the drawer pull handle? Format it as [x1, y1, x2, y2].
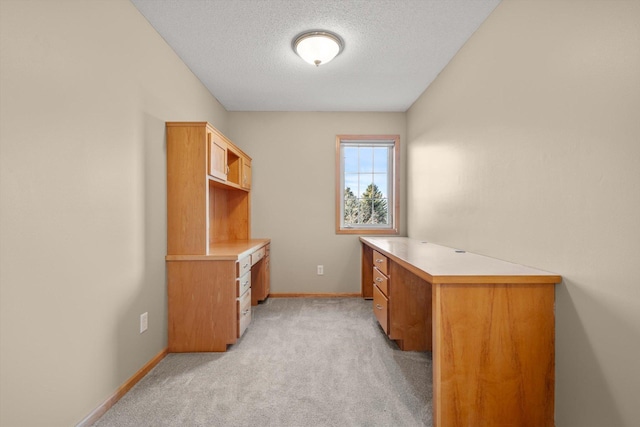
[243, 280, 249, 287]
[243, 263, 249, 269]
[375, 277, 383, 282]
[242, 309, 250, 315]
[376, 304, 383, 310]
[375, 259, 384, 263]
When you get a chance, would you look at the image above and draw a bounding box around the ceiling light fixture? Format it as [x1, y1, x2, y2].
[293, 31, 343, 66]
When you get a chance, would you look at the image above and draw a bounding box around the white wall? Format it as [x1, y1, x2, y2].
[0, 1, 228, 425]
[228, 112, 406, 295]
[406, 1, 640, 425]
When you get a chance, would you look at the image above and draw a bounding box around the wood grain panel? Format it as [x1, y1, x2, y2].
[251, 257, 266, 306]
[433, 283, 555, 427]
[168, 260, 236, 352]
[209, 184, 250, 243]
[226, 188, 250, 240]
[264, 254, 271, 296]
[210, 184, 229, 243]
[361, 243, 374, 299]
[166, 125, 208, 254]
[388, 260, 432, 351]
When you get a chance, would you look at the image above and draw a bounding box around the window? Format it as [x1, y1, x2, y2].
[336, 135, 399, 234]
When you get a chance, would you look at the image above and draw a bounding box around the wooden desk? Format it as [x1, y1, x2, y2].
[361, 237, 561, 427]
[167, 239, 270, 352]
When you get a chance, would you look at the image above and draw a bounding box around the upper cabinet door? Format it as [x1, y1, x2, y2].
[242, 158, 252, 190]
[208, 128, 227, 181]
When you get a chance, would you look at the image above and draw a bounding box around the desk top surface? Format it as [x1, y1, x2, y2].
[361, 237, 561, 285]
[166, 239, 270, 261]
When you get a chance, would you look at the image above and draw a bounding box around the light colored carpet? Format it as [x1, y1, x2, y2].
[93, 297, 432, 426]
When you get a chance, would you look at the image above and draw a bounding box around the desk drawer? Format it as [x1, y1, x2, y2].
[373, 284, 389, 335]
[237, 271, 251, 297]
[373, 250, 388, 275]
[373, 267, 389, 296]
[237, 256, 251, 278]
[237, 288, 251, 338]
[251, 247, 266, 266]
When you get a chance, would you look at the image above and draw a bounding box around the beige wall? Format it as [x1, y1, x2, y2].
[3, 0, 638, 426]
[228, 112, 406, 295]
[406, 1, 640, 426]
[0, 1, 228, 425]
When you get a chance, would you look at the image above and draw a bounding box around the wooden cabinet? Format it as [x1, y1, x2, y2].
[166, 121, 270, 352]
[242, 158, 251, 190]
[370, 249, 431, 351]
[237, 255, 252, 337]
[361, 237, 561, 427]
[372, 283, 389, 334]
[223, 144, 251, 190]
[237, 286, 251, 338]
[373, 267, 388, 295]
[373, 250, 388, 275]
[166, 122, 251, 254]
[207, 127, 227, 181]
[167, 259, 236, 352]
[372, 251, 389, 333]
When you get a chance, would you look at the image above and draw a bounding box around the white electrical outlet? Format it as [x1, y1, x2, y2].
[317, 265, 324, 275]
[140, 312, 148, 333]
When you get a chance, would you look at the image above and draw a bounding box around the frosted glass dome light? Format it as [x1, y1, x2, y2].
[293, 31, 343, 66]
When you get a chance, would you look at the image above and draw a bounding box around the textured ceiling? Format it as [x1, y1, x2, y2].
[130, 0, 501, 112]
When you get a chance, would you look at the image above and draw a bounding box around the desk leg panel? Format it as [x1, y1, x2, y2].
[389, 261, 432, 351]
[433, 283, 555, 427]
[361, 244, 374, 299]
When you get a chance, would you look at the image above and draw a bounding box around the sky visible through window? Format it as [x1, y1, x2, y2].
[343, 145, 389, 199]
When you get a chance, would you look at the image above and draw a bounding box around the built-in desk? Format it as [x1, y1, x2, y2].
[361, 236, 561, 427]
[167, 239, 270, 352]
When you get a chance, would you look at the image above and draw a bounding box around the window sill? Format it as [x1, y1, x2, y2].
[336, 228, 399, 235]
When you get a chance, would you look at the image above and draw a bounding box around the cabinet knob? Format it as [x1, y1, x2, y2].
[375, 259, 384, 263]
[375, 277, 383, 282]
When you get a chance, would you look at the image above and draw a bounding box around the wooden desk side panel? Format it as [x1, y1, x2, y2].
[167, 126, 208, 255]
[361, 244, 374, 299]
[168, 261, 236, 352]
[251, 257, 266, 306]
[433, 283, 555, 427]
[388, 260, 432, 351]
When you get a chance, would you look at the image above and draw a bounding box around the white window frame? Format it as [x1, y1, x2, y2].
[335, 135, 400, 235]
